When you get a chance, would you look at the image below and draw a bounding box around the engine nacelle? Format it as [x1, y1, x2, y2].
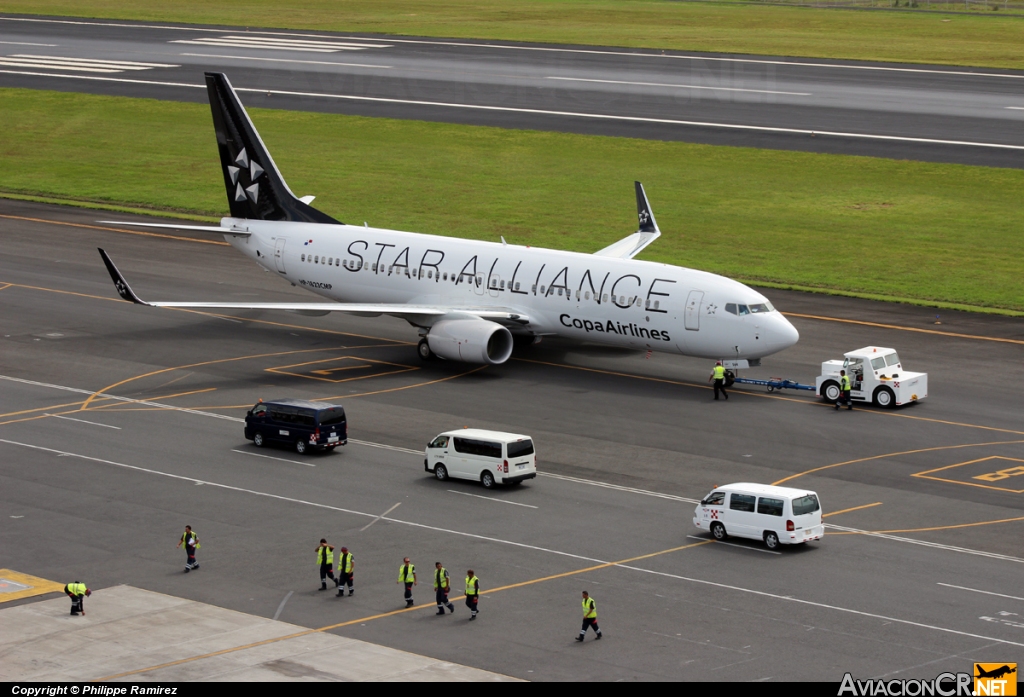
[426, 319, 514, 365]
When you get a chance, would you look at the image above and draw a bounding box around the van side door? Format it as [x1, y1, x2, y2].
[726, 492, 758, 539]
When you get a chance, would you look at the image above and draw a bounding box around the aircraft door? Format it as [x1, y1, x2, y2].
[684, 290, 704, 331]
[274, 238, 287, 274]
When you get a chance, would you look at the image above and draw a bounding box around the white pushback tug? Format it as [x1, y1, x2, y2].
[816, 346, 927, 408]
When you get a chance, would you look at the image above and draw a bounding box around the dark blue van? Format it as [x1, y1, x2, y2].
[244, 399, 347, 454]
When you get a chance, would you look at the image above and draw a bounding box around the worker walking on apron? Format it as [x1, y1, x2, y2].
[710, 361, 729, 401]
[576, 591, 603, 641]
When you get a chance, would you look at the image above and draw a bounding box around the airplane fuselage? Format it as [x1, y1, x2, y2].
[225, 217, 799, 360]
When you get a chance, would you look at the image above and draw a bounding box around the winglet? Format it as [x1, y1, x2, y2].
[98, 248, 149, 305]
[635, 181, 659, 233]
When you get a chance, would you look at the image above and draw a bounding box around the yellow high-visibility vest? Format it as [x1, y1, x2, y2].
[66, 582, 87, 596]
[434, 567, 450, 590]
[398, 563, 416, 583]
[465, 575, 480, 596]
[582, 598, 597, 619]
[339, 552, 353, 573]
[713, 365, 726, 380]
[841, 375, 851, 391]
[317, 546, 334, 566]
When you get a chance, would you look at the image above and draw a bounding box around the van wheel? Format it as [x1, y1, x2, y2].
[481, 471, 495, 489]
[434, 464, 448, 481]
[710, 522, 727, 540]
[764, 531, 780, 549]
[417, 338, 434, 361]
[874, 386, 895, 408]
[295, 440, 307, 455]
[821, 381, 841, 403]
[253, 432, 264, 448]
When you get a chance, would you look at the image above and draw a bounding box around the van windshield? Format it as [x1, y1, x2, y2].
[507, 440, 535, 459]
[318, 407, 346, 427]
[792, 495, 820, 516]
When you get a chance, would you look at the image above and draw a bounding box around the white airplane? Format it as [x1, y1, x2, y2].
[99, 72, 799, 366]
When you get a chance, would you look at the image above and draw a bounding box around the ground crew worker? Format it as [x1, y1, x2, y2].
[835, 369, 853, 411]
[176, 525, 199, 572]
[64, 581, 91, 616]
[465, 570, 480, 620]
[709, 361, 729, 401]
[433, 562, 455, 615]
[397, 557, 417, 607]
[316, 539, 336, 591]
[336, 546, 354, 597]
[576, 590, 602, 641]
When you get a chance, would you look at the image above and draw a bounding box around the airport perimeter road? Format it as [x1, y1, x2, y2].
[2, 15, 1024, 167]
[2, 200, 1024, 681]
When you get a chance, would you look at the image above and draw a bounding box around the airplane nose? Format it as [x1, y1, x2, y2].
[763, 314, 799, 354]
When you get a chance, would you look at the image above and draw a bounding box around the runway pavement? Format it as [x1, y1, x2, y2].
[2, 15, 1024, 167]
[1, 199, 1023, 681]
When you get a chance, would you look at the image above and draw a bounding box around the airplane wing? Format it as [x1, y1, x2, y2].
[98, 221, 251, 237]
[593, 181, 661, 260]
[98, 248, 529, 325]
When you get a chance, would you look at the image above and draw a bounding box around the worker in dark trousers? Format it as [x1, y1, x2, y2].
[465, 570, 480, 620]
[64, 581, 91, 616]
[177, 525, 199, 572]
[316, 539, 336, 591]
[709, 361, 729, 401]
[397, 557, 417, 607]
[433, 562, 455, 615]
[576, 591, 602, 641]
[336, 546, 354, 597]
[835, 369, 853, 411]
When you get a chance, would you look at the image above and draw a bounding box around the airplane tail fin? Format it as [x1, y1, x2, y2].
[205, 72, 341, 224]
[634, 181, 659, 233]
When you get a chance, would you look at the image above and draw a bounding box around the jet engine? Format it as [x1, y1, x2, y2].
[426, 318, 514, 365]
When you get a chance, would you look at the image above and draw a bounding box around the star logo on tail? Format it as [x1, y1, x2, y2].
[229, 148, 264, 203]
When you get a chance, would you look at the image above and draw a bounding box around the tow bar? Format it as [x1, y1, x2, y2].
[721, 360, 815, 393]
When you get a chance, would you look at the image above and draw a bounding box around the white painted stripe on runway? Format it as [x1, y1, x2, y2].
[614, 561, 1024, 649]
[937, 583, 1024, 602]
[448, 489, 539, 509]
[12, 54, 178, 68]
[826, 523, 1024, 563]
[0, 71, 1017, 151]
[171, 40, 345, 53]
[1007, 106, 1024, 110]
[229, 448, 316, 467]
[3, 433, 1022, 650]
[348, 438, 417, 454]
[179, 53, 391, 69]
[218, 35, 390, 49]
[686, 534, 781, 554]
[0, 41, 57, 46]
[44, 413, 121, 429]
[547, 76, 811, 96]
[539, 471, 699, 503]
[0, 60, 122, 73]
[5, 16, 1024, 81]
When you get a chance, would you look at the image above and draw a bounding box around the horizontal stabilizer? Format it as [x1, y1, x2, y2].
[98, 221, 250, 237]
[593, 181, 661, 259]
[98, 248, 529, 325]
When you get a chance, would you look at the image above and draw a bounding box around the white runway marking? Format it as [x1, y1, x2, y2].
[2, 435, 1022, 649]
[230, 449, 315, 468]
[359, 502, 402, 532]
[0, 41, 57, 47]
[179, 53, 391, 69]
[0, 55, 178, 73]
[272, 590, 293, 621]
[44, 413, 121, 429]
[1007, 106, 1024, 110]
[5, 17, 1024, 80]
[0, 71, 1017, 151]
[547, 76, 811, 96]
[172, 36, 390, 53]
[937, 583, 1024, 602]
[686, 534, 781, 555]
[447, 489, 538, 509]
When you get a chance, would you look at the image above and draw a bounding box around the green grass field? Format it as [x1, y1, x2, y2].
[3, 0, 1024, 69]
[2, 88, 1022, 313]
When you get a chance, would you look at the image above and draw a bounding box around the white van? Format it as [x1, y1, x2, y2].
[425, 429, 537, 489]
[693, 483, 824, 550]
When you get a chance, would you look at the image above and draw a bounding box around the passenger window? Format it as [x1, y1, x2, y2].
[364, 262, 369, 270]
[372, 263, 378, 272]
[429, 435, 449, 449]
[314, 256, 319, 264]
[729, 493, 756, 513]
[725, 303, 737, 315]
[703, 491, 725, 506]
[757, 497, 784, 517]
[586, 292, 591, 300]
[453, 437, 501, 458]
[557, 288, 563, 296]
[653, 300, 659, 310]
[428, 270, 433, 279]
[515, 282, 520, 291]
[540, 286, 546, 294]
[500, 280, 505, 290]
[602, 294, 608, 303]
[301, 254, 306, 262]
[611, 295, 616, 303]
[328, 258, 333, 266]
[443, 273, 448, 280]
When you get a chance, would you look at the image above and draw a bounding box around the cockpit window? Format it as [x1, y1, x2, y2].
[748, 303, 772, 313]
[884, 352, 901, 367]
[725, 303, 737, 315]
[737, 305, 750, 316]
